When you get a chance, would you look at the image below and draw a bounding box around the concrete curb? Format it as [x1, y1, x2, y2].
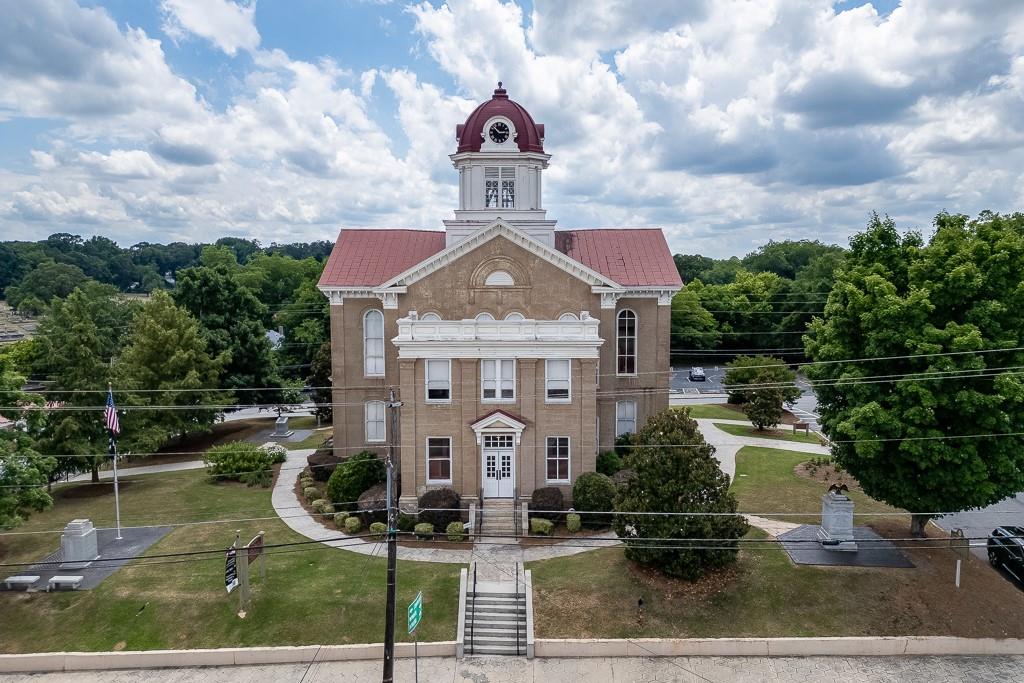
[0, 642, 457, 673]
[4, 637, 1024, 672]
[534, 637, 1024, 658]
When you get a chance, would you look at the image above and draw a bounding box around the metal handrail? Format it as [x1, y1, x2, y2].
[515, 564, 521, 655]
[468, 563, 477, 655]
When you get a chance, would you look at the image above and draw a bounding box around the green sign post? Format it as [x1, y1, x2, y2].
[407, 591, 422, 682]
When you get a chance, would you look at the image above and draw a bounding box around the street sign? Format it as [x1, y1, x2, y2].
[225, 547, 238, 594]
[407, 591, 422, 633]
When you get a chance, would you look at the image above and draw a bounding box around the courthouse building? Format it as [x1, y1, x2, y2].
[318, 84, 681, 509]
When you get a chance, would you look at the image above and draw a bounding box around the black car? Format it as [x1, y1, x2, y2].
[688, 367, 706, 381]
[987, 525, 1024, 584]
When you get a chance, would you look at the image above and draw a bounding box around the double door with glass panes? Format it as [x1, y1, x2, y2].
[482, 434, 515, 498]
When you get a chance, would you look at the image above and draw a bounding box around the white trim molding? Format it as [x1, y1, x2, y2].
[470, 410, 527, 446]
[393, 315, 603, 360]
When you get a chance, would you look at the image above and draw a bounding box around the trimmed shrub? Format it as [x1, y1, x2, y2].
[204, 442, 275, 484]
[334, 512, 347, 526]
[417, 488, 461, 530]
[572, 472, 616, 528]
[326, 451, 385, 510]
[446, 521, 465, 542]
[414, 522, 434, 540]
[311, 499, 329, 514]
[530, 517, 553, 536]
[303, 486, 320, 501]
[344, 516, 362, 534]
[529, 486, 565, 521]
[357, 482, 388, 526]
[306, 448, 344, 482]
[260, 443, 288, 464]
[397, 512, 416, 533]
[597, 450, 623, 476]
[612, 468, 635, 487]
[614, 433, 634, 457]
[240, 468, 271, 488]
[566, 513, 581, 533]
[370, 521, 387, 539]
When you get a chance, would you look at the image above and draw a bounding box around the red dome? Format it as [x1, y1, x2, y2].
[455, 83, 545, 154]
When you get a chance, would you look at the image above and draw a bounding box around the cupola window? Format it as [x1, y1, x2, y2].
[485, 167, 515, 208]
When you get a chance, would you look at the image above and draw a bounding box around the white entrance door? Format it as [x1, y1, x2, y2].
[482, 434, 515, 498]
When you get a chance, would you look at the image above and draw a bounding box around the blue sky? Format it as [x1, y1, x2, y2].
[0, 0, 1021, 257]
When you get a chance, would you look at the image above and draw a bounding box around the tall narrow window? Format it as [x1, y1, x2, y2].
[425, 359, 451, 401]
[365, 401, 385, 442]
[485, 166, 515, 208]
[481, 359, 515, 401]
[545, 359, 571, 402]
[364, 310, 384, 376]
[546, 437, 570, 483]
[616, 309, 637, 375]
[427, 437, 452, 482]
[616, 400, 637, 437]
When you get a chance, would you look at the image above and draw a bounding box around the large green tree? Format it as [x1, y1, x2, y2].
[5, 260, 91, 312]
[670, 284, 720, 351]
[116, 292, 226, 453]
[806, 211, 1024, 535]
[723, 355, 801, 405]
[173, 261, 282, 405]
[613, 409, 747, 580]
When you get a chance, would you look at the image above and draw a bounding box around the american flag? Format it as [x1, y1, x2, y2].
[105, 387, 120, 435]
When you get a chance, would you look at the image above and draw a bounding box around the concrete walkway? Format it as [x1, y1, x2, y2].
[271, 449, 619, 565]
[61, 459, 205, 485]
[6, 655, 1021, 682]
[694, 418, 830, 480]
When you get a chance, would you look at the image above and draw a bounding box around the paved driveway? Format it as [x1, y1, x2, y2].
[4, 655, 1021, 682]
[934, 492, 1024, 560]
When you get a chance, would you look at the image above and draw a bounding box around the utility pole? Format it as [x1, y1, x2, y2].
[382, 387, 402, 683]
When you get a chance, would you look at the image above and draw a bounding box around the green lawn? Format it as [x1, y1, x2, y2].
[713, 421, 823, 445]
[0, 470, 459, 653]
[729, 446, 903, 524]
[286, 426, 332, 451]
[677, 403, 747, 420]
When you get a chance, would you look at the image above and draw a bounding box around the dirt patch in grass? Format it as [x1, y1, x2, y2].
[794, 459, 864, 492]
[57, 480, 136, 500]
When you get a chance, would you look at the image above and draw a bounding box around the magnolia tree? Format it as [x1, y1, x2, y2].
[806, 212, 1024, 536]
[613, 409, 747, 580]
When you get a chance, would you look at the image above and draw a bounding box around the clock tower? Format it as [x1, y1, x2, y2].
[444, 83, 556, 247]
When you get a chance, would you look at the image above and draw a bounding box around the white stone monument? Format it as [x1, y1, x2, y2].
[60, 519, 99, 568]
[817, 491, 858, 552]
[274, 416, 293, 437]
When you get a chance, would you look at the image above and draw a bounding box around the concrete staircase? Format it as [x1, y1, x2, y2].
[463, 562, 528, 656]
[480, 499, 518, 539]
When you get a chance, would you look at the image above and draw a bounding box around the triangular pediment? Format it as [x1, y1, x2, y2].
[376, 220, 621, 291]
[470, 409, 528, 432]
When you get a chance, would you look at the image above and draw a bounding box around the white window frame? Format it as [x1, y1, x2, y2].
[485, 270, 515, 286]
[364, 400, 385, 443]
[504, 311, 524, 321]
[420, 312, 441, 321]
[481, 358, 516, 403]
[485, 166, 515, 209]
[545, 436, 571, 484]
[475, 312, 495, 322]
[616, 309, 637, 376]
[425, 359, 451, 403]
[363, 309, 385, 377]
[616, 400, 637, 437]
[425, 436, 452, 484]
[545, 359, 571, 403]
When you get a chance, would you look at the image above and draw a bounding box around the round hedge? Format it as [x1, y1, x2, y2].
[417, 488, 461, 530]
[325, 451, 385, 510]
[572, 472, 616, 528]
[446, 521, 465, 542]
[529, 486, 565, 521]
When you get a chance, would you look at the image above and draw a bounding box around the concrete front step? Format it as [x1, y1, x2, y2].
[466, 644, 526, 656]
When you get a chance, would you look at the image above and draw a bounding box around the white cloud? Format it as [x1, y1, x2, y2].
[161, 0, 261, 56]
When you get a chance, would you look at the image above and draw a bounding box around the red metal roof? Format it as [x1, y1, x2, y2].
[318, 227, 681, 289]
[555, 229, 682, 288]
[456, 84, 545, 154]
[318, 229, 446, 287]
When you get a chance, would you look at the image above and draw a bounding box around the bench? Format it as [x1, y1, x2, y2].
[3, 575, 40, 590]
[48, 575, 84, 591]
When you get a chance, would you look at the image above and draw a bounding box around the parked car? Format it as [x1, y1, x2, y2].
[688, 367, 706, 381]
[987, 525, 1024, 584]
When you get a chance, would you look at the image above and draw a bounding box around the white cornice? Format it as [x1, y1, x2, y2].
[376, 219, 622, 291]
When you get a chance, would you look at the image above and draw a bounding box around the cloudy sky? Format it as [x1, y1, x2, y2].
[0, 0, 1022, 257]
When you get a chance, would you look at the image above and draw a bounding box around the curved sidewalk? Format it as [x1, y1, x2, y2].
[694, 418, 830, 479]
[271, 449, 617, 564]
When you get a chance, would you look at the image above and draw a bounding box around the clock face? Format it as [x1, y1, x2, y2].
[488, 122, 510, 143]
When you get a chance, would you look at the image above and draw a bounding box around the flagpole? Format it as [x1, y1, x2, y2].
[108, 383, 122, 541]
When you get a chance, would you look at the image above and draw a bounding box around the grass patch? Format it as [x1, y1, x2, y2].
[712, 422, 822, 445]
[0, 470, 459, 652]
[730, 446, 902, 524]
[678, 404, 747, 420]
[527, 523, 1024, 638]
[285, 427, 332, 451]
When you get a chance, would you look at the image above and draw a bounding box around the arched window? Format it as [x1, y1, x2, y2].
[558, 312, 579, 321]
[616, 309, 636, 375]
[365, 401, 385, 442]
[504, 312, 524, 321]
[363, 309, 384, 376]
[475, 312, 495, 322]
[485, 270, 514, 286]
[420, 312, 441, 322]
